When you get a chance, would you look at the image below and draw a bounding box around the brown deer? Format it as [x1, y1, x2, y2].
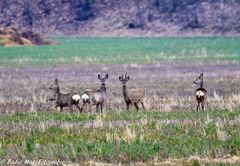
[80, 74, 108, 113]
[119, 73, 146, 111]
[49, 78, 81, 113]
[193, 73, 207, 111]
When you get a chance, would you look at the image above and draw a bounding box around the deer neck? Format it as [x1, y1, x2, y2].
[199, 81, 203, 89]
[54, 87, 60, 98]
[122, 85, 129, 101]
[100, 83, 106, 94]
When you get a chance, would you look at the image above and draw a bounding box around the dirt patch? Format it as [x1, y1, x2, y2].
[0, 27, 57, 46]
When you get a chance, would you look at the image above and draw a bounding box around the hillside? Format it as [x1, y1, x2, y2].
[0, 0, 240, 36]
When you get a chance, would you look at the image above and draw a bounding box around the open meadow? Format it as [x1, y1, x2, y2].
[0, 37, 240, 165]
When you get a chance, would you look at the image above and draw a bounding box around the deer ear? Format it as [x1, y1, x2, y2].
[126, 76, 130, 81]
[98, 74, 101, 80]
[200, 73, 203, 79]
[54, 78, 58, 84]
[119, 76, 122, 81]
[105, 74, 109, 79]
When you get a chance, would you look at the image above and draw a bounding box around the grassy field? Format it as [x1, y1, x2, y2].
[0, 37, 240, 66]
[1, 37, 240, 165]
[0, 109, 239, 165]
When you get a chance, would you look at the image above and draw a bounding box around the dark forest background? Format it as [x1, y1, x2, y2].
[0, 0, 240, 36]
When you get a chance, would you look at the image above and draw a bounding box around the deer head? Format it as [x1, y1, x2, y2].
[193, 73, 203, 87]
[98, 74, 108, 85]
[119, 73, 130, 87]
[49, 78, 59, 93]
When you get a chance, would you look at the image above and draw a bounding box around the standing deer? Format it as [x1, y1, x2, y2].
[49, 78, 81, 113]
[193, 73, 207, 111]
[119, 73, 146, 111]
[80, 74, 108, 113]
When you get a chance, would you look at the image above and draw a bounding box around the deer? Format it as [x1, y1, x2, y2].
[119, 73, 146, 111]
[49, 78, 81, 113]
[80, 74, 108, 113]
[193, 73, 207, 111]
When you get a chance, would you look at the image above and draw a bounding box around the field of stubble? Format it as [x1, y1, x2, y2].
[0, 37, 240, 165]
[1, 61, 240, 113]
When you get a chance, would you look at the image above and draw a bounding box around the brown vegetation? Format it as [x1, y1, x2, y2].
[0, 27, 57, 46]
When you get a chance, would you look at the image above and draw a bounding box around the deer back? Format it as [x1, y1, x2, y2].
[56, 93, 72, 105]
[57, 92, 80, 105]
[81, 88, 104, 104]
[127, 88, 145, 102]
[92, 90, 105, 104]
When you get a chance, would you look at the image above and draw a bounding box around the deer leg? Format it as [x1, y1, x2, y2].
[100, 103, 103, 113]
[69, 105, 73, 113]
[76, 104, 82, 113]
[201, 102, 205, 111]
[196, 103, 200, 111]
[134, 102, 139, 111]
[85, 100, 92, 112]
[88, 103, 92, 112]
[126, 102, 130, 111]
[140, 101, 146, 111]
[80, 101, 86, 112]
[96, 104, 99, 113]
[60, 106, 63, 112]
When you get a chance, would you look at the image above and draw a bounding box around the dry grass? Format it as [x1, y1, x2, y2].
[1, 61, 240, 113]
[80, 156, 240, 165]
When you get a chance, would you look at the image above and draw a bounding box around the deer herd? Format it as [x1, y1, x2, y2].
[49, 73, 207, 113]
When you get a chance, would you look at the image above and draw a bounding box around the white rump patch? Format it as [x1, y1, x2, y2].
[82, 93, 89, 101]
[72, 95, 80, 102]
[196, 91, 204, 97]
